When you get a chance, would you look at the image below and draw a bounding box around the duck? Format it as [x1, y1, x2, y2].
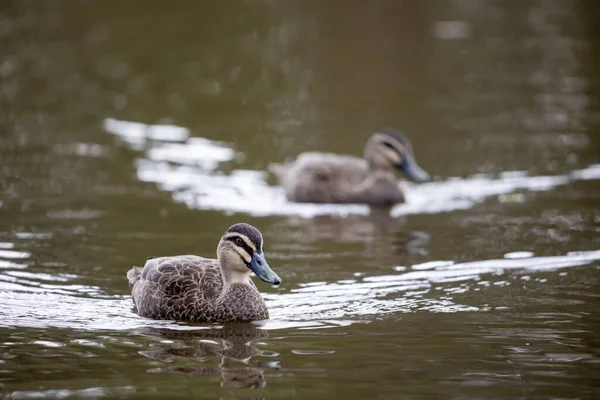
[269, 129, 430, 205]
[127, 223, 281, 323]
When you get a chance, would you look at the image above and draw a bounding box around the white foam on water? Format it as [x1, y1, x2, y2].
[103, 117, 189, 150]
[146, 137, 235, 169]
[0, 249, 29, 259]
[103, 118, 600, 218]
[0, 260, 27, 270]
[504, 251, 535, 259]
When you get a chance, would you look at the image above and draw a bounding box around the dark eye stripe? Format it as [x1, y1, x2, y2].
[226, 236, 254, 258]
[381, 141, 398, 151]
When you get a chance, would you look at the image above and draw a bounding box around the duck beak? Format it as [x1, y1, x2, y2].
[397, 153, 430, 182]
[249, 252, 281, 286]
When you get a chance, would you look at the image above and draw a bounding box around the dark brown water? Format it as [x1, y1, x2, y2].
[1, 1, 600, 398]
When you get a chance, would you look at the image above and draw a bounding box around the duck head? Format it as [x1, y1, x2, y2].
[217, 223, 281, 286]
[364, 129, 430, 182]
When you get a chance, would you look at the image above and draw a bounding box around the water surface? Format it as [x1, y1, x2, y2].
[1, 1, 599, 398]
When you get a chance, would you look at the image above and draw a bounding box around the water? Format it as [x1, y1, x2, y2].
[1, 1, 600, 398]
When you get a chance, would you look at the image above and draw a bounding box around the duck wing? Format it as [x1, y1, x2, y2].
[293, 153, 367, 182]
[278, 153, 369, 203]
[128, 255, 224, 320]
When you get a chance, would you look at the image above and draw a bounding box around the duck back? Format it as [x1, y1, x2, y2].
[275, 152, 403, 204]
[279, 152, 369, 203]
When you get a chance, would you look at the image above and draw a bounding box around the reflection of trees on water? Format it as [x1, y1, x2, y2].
[136, 323, 279, 390]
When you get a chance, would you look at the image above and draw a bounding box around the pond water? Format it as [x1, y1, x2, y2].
[1, 1, 599, 399]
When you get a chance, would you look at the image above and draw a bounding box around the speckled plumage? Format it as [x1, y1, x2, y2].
[127, 223, 279, 323]
[269, 129, 429, 205]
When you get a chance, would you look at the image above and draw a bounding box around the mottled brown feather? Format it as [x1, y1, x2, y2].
[127, 255, 269, 323]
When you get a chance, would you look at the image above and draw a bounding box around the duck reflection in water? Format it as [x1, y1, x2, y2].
[277, 206, 430, 259]
[136, 323, 279, 389]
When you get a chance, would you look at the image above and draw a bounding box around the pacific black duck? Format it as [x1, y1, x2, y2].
[127, 223, 281, 323]
[269, 129, 429, 205]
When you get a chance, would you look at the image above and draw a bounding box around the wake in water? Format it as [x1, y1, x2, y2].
[1, 247, 599, 331]
[103, 118, 600, 218]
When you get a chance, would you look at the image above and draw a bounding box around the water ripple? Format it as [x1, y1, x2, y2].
[0, 250, 596, 331]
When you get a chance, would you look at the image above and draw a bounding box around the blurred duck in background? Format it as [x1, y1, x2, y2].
[269, 129, 430, 205]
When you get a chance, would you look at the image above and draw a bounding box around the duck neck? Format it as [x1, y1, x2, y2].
[217, 251, 252, 288]
[220, 266, 252, 288]
[355, 170, 391, 192]
[366, 165, 394, 177]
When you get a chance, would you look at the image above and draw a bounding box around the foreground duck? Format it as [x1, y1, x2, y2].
[127, 223, 281, 323]
[269, 129, 430, 205]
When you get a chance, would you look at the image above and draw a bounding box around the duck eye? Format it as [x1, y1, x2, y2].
[235, 238, 243, 246]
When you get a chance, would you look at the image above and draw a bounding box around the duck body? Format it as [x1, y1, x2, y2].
[128, 256, 268, 323]
[274, 152, 404, 205]
[127, 223, 281, 323]
[270, 129, 429, 206]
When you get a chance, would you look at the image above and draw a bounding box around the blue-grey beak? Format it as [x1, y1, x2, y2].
[249, 252, 281, 286]
[397, 153, 430, 182]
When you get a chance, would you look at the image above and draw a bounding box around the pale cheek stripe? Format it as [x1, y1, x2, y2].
[241, 236, 257, 252]
[381, 148, 401, 165]
[235, 248, 252, 264]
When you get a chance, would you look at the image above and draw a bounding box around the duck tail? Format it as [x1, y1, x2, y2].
[268, 163, 288, 184]
[127, 266, 143, 290]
